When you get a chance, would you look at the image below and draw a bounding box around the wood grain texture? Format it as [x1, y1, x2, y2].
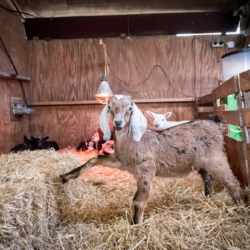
[28, 102, 194, 149]
[247, 144, 250, 169]
[198, 110, 241, 126]
[215, 104, 228, 111]
[212, 76, 238, 100]
[198, 93, 213, 105]
[0, 0, 30, 154]
[25, 35, 240, 149]
[27, 98, 195, 106]
[224, 135, 248, 187]
[239, 70, 250, 92]
[243, 109, 250, 127]
[28, 105, 103, 148]
[26, 35, 240, 102]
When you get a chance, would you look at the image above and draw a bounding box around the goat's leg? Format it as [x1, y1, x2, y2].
[204, 156, 244, 205]
[133, 176, 153, 224]
[60, 155, 122, 183]
[198, 168, 215, 197]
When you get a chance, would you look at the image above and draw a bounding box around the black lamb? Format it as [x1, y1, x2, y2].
[10, 136, 36, 153]
[31, 136, 60, 151]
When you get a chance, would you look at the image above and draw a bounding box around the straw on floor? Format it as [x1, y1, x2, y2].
[0, 149, 249, 250]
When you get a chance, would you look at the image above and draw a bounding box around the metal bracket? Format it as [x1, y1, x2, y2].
[10, 97, 23, 121]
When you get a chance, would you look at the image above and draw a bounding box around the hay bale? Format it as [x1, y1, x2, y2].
[0, 149, 79, 249]
[1, 148, 250, 250]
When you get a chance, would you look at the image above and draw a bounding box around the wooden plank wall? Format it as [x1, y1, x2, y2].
[224, 135, 249, 187]
[25, 35, 240, 149]
[197, 71, 250, 186]
[0, 0, 30, 154]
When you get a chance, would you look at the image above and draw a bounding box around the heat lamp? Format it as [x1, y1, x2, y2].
[95, 75, 113, 104]
[95, 40, 113, 104]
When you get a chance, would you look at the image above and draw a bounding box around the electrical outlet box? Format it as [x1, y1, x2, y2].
[226, 41, 235, 48]
[212, 41, 224, 47]
[10, 97, 23, 121]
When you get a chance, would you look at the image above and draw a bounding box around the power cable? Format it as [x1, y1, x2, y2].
[109, 64, 195, 98]
[0, 3, 38, 18]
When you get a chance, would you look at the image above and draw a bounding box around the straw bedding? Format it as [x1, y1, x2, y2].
[0, 149, 249, 250]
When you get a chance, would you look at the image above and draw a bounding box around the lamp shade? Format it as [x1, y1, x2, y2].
[95, 76, 113, 104]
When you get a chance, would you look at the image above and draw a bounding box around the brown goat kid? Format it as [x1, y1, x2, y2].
[60, 95, 244, 224]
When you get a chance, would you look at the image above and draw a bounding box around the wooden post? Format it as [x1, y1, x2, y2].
[194, 97, 199, 119]
[238, 71, 250, 185]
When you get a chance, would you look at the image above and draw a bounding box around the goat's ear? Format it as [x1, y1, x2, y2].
[43, 136, 49, 141]
[131, 103, 147, 142]
[24, 136, 28, 142]
[31, 136, 35, 140]
[164, 112, 172, 119]
[146, 111, 155, 119]
[100, 105, 111, 141]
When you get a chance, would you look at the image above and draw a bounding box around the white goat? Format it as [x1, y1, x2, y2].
[61, 95, 244, 224]
[146, 111, 190, 129]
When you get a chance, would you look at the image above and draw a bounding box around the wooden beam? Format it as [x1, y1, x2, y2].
[212, 76, 239, 100]
[133, 98, 195, 103]
[27, 98, 195, 106]
[24, 12, 239, 40]
[224, 135, 248, 187]
[0, 71, 31, 81]
[247, 144, 250, 165]
[243, 109, 250, 127]
[215, 104, 228, 111]
[239, 70, 250, 91]
[198, 110, 241, 126]
[197, 93, 213, 106]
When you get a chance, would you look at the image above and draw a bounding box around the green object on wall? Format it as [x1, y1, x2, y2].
[221, 94, 242, 141]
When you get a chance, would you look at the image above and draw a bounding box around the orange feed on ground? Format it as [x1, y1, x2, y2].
[57, 148, 132, 181]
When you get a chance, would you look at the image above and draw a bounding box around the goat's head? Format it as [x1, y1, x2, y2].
[100, 95, 147, 142]
[24, 136, 31, 145]
[146, 111, 172, 129]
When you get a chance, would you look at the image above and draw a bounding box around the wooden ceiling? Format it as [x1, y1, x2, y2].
[13, 0, 246, 18]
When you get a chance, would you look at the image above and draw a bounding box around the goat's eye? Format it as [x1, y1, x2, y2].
[107, 105, 111, 110]
[128, 107, 133, 112]
[162, 119, 164, 121]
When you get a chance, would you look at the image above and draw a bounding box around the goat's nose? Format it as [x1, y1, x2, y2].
[155, 124, 159, 128]
[115, 120, 122, 126]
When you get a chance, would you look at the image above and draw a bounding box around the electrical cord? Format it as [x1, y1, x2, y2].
[109, 64, 196, 98]
[0, 3, 38, 18]
[0, 36, 27, 105]
[109, 35, 225, 99]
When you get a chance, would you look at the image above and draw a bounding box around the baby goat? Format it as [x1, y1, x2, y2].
[61, 95, 244, 224]
[31, 136, 59, 151]
[146, 111, 190, 129]
[10, 136, 36, 153]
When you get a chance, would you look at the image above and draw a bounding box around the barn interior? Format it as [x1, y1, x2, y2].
[1, 0, 250, 249]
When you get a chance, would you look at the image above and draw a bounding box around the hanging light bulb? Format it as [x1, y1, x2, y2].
[95, 76, 113, 104]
